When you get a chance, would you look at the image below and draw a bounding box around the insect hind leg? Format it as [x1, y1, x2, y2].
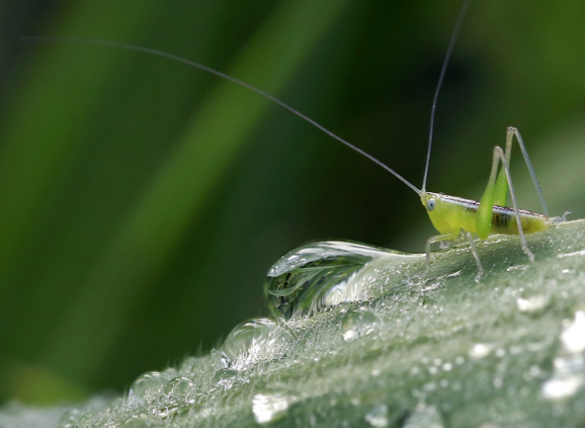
[493, 145, 536, 263]
[506, 127, 549, 216]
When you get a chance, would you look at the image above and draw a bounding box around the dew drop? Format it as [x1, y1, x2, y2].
[252, 391, 297, 424]
[541, 370, 585, 400]
[130, 371, 172, 399]
[342, 307, 381, 342]
[213, 368, 238, 387]
[122, 414, 160, 428]
[365, 404, 389, 427]
[264, 241, 413, 319]
[542, 310, 585, 400]
[164, 376, 194, 396]
[162, 367, 178, 379]
[468, 343, 492, 359]
[57, 409, 83, 428]
[402, 403, 443, 428]
[220, 352, 231, 369]
[157, 406, 180, 420]
[516, 295, 549, 313]
[561, 310, 585, 353]
[179, 356, 200, 374]
[222, 318, 294, 371]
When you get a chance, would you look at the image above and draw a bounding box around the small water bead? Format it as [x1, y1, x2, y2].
[365, 404, 389, 427]
[541, 369, 585, 400]
[469, 343, 492, 359]
[57, 409, 83, 428]
[342, 306, 381, 342]
[561, 310, 585, 353]
[179, 356, 200, 374]
[162, 367, 178, 379]
[402, 403, 443, 428]
[252, 391, 297, 424]
[542, 310, 585, 400]
[156, 406, 180, 420]
[122, 414, 160, 428]
[220, 352, 231, 369]
[130, 371, 172, 399]
[164, 376, 194, 396]
[222, 318, 294, 371]
[265, 241, 416, 319]
[213, 368, 239, 388]
[79, 413, 94, 426]
[516, 295, 549, 313]
[126, 390, 142, 406]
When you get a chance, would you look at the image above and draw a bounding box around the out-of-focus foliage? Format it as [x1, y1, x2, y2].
[0, 0, 584, 404]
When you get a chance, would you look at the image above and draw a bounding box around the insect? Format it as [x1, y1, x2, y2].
[24, 0, 562, 278]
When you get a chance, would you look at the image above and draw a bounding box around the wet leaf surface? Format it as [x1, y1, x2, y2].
[3, 219, 585, 427]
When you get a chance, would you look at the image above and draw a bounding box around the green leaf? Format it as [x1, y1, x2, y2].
[4, 219, 585, 427]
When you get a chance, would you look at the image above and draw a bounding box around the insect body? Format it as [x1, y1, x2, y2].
[414, 116, 564, 277]
[423, 192, 550, 238]
[419, 125, 553, 272]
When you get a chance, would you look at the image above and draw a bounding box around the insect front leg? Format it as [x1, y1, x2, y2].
[464, 229, 483, 278]
[425, 231, 459, 269]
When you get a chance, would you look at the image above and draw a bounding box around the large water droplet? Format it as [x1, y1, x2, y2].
[222, 318, 294, 371]
[252, 390, 297, 424]
[365, 404, 389, 427]
[342, 306, 381, 342]
[402, 403, 443, 428]
[265, 241, 417, 319]
[130, 371, 172, 399]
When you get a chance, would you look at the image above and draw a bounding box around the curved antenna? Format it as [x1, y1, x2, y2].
[22, 36, 422, 196]
[421, 0, 472, 193]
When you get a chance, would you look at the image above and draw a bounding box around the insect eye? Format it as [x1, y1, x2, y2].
[426, 198, 436, 212]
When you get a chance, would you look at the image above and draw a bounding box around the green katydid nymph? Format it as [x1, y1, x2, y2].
[25, 0, 565, 276]
[420, 125, 552, 275]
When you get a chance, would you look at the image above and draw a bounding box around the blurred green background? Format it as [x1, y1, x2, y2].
[1, 0, 585, 405]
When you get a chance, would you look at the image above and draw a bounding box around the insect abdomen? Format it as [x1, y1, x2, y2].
[490, 206, 550, 235]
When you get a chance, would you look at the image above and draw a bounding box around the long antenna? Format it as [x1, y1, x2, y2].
[23, 36, 422, 196]
[421, 0, 472, 193]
